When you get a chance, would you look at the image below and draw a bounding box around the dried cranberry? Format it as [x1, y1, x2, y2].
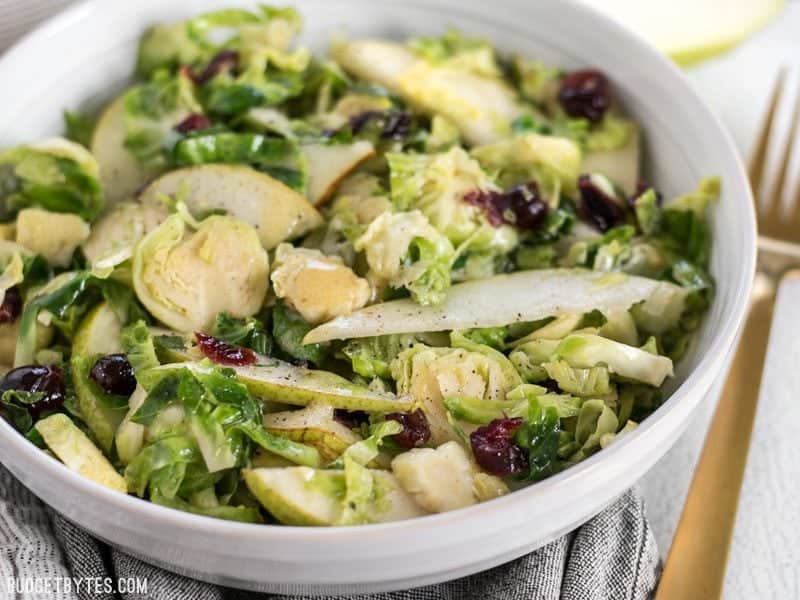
[348, 110, 412, 139]
[0, 365, 65, 418]
[195, 332, 257, 366]
[470, 417, 528, 476]
[539, 379, 562, 394]
[349, 110, 381, 134]
[577, 174, 627, 232]
[0, 286, 22, 324]
[89, 354, 136, 397]
[629, 181, 663, 208]
[505, 184, 549, 229]
[385, 409, 431, 449]
[558, 69, 611, 122]
[174, 113, 213, 134]
[380, 112, 412, 139]
[464, 182, 548, 230]
[333, 409, 370, 429]
[190, 50, 239, 85]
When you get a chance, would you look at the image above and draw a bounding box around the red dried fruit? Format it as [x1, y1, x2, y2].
[470, 417, 528, 476]
[558, 69, 611, 123]
[629, 181, 663, 208]
[90, 354, 137, 396]
[0, 286, 22, 324]
[195, 332, 257, 366]
[0, 365, 65, 418]
[190, 49, 239, 85]
[348, 110, 412, 139]
[577, 174, 627, 232]
[464, 182, 548, 230]
[333, 409, 370, 429]
[385, 409, 431, 449]
[174, 113, 213, 134]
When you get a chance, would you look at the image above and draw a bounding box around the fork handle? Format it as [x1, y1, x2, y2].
[655, 274, 778, 600]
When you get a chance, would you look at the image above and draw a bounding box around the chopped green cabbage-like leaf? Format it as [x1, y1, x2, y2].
[471, 133, 581, 205]
[0, 138, 103, 221]
[387, 147, 498, 246]
[542, 360, 613, 397]
[341, 334, 421, 379]
[172, 133, 308, 192]
[354, 210, 455, 306]
[123, 71, 202, 168]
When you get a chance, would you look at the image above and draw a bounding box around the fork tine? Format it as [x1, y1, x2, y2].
[757, 68, 799, 216]
[779, 68, 800, 220]
[749, 68, 786, 205]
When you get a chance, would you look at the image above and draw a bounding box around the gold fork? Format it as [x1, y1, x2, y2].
[656, 68, 800, 600]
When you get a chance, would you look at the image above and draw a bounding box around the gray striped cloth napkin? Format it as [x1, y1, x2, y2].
[0, 1, 660, 598]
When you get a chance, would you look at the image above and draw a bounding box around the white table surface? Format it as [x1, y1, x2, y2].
[640, 4, 800, 598]
[1, 1, 798, 597]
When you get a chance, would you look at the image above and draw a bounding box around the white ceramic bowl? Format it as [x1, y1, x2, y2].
[0, 0, 755, 594]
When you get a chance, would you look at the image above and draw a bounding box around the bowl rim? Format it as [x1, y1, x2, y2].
[0, 0, 756, 542]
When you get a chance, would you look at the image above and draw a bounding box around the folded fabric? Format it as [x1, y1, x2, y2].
[0, 464, 659, 600]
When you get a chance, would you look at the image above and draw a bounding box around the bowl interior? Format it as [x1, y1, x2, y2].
[0, 0, 755, 592]
[0, 0, 751, 395]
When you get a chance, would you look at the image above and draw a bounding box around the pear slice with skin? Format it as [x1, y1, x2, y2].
[232, 360, 414, 412]
[143, 358, 414, 413]
[138, 164, 323, 250]
[91, 93, 161, 207]
[303, 141, 376, 206]
[263, 402, 363, 463]
[304, 269, 688, 344]
[71, 302, 127, 452]
[589, 0, 783, 66]
[243, 466, 426, 525]
[35, 414, 127, 493]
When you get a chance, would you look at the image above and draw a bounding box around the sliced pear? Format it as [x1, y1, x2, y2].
[332, 41, 417, 91]
[91, 93, 161, 207]
[138, 164, 323, 250]
[15, 209, 90, 268]
[115, 386, 146, 465]
[302, 141, 376, 206]
[231, 359, 413, 412]
[591, 0, 783, 66]
[83, 201, 167, 267]
[582, 127, 640, 195]
[0, 223, 16, 241]
[304, 269, 688, 344]
[0, 320, 52, 368]
[244, 467, 344, 526]
[71, 302, 127, 452]
[35, 414, 127, 493]
[263, 402, 362, 463]
[243, 466, 425, 525]
[333, 40, 525, 145]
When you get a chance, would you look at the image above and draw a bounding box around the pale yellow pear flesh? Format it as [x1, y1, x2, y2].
[233, 360, 414, 412]
[138, 164, 323, 250]
[582, 128, 640, 195]
[91, 93, 161, 207]
[263, 403, 363, 463]
[302, 141, 376, 206]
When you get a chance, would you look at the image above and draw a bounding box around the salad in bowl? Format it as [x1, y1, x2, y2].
[0, 5, 718, 527]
